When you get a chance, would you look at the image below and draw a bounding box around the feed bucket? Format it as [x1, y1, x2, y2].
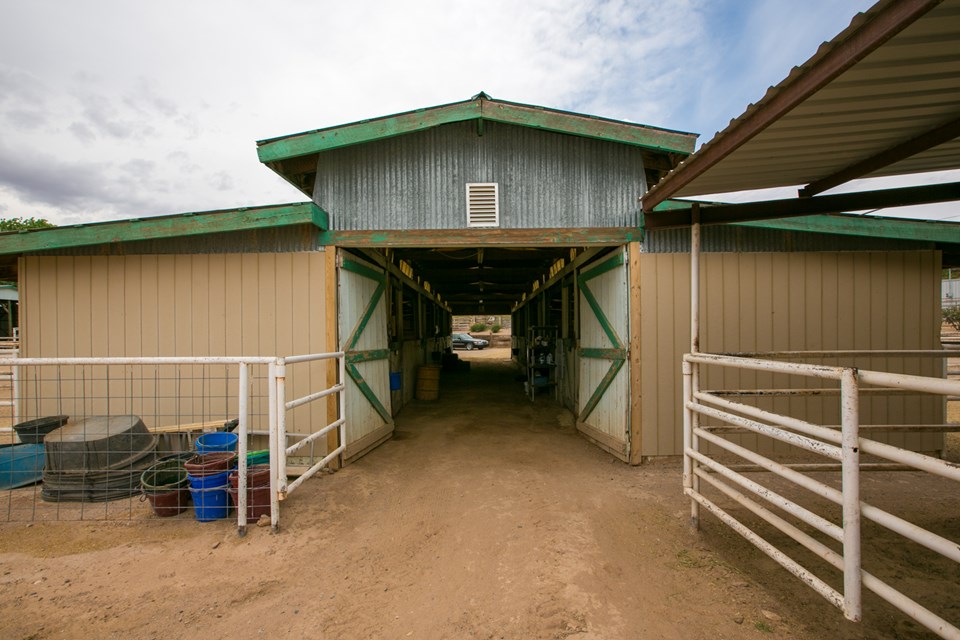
[184, 452, 236, 477]
[415, 364, 441, 401]
[389, 371, 402, 391]
[247, 450, 270, 466]
[187, 469, 231, 521]
[142, 487, 190, 517]
[140, 458, 188, 493]
[195, 431, 238, 454]
[227, 464, 272, 523]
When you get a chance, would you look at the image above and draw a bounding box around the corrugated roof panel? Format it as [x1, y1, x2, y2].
[659, 0, 960, 199]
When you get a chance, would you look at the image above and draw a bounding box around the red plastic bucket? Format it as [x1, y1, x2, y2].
[184, 452, 236, 477]
[227, 464, 271, 523]
[142, 487, 190, 517]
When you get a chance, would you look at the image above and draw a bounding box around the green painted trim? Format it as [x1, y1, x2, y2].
[344, 281, 385, 353]
[340, 258, 385, 282]
[735, 213, 960, 244]
[578, 348, 627, 360]
[319, 227, 642, 248]
[578, 250, 625, 285]
[346, 363, 392, 423]
[478, 99, 696, 155]
[256, 96, 697, 163]
[0, 202, 326, 256]
[258, 101, 482, 162]
[579, 358, 626, 422]
[346, 349, 389, 364]
[577, 249, 628, 422]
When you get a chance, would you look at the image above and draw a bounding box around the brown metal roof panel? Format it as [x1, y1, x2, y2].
[647, 0, 960, 206]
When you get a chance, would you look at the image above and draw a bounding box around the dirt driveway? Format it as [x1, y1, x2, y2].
[0, 349, 955, 639]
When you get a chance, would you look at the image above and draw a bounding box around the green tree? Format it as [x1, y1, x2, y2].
[0, 216, 54, 231]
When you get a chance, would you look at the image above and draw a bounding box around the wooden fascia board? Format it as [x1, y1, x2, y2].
[735, 213, 960, 244]
[256, 98, 697, 164]
[479, 100, 696, 155]
[319, 227, 642, 248]
[256, 101, 482, 163]
[0, 203, 328, 255]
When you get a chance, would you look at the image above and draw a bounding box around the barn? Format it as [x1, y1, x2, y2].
[2, 0, 959, 635]
[0, 91, 952, 466]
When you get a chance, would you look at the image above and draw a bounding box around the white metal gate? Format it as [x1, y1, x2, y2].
[576, 248, 630, 460]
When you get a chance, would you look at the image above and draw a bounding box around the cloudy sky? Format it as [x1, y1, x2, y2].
[4, 0, 949, 227]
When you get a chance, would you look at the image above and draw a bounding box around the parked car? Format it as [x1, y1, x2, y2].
[452, 333, 488, 350]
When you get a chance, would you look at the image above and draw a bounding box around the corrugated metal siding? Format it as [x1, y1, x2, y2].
[314, 121, 647, 230]
[26, 225, 321, 256]
[637, 250, 943, 457]
[19, 253, 331, 442]
[642, 226, 935, 253]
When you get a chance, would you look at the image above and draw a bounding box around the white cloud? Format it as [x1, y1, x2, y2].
[1, 0, 951, 226]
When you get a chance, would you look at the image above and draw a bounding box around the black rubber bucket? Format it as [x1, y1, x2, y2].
[13, 415, 69, 444]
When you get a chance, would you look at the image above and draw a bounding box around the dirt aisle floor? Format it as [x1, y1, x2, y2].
[0, 349, 956, 639]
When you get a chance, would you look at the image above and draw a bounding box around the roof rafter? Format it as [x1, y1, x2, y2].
[799, 115, 960, 196]
[642, 181, 960, 229]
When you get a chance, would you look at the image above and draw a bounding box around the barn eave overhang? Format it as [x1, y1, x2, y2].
[0, 202, 328, 256]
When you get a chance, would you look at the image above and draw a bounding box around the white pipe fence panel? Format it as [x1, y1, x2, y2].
[683, 350, 960, 639]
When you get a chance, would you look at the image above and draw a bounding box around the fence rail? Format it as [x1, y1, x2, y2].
[683, 350, 960, 639]
[0, 353, 346, 535]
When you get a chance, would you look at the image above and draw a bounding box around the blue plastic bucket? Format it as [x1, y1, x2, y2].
[389, 371, 402, 391]
[195, 431, 238, 454]
[187, 469, 231, 521]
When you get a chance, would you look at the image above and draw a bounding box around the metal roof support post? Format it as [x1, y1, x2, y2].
[689, 203, 702, 529]
[840, 368, 862, 622]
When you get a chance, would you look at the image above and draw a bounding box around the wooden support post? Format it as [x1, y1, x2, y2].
[629, 242, 643, 464]
[325, 247, 341, 468]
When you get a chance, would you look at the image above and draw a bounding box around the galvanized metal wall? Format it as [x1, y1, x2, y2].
[314, 121, 647, 230]
[637, 250, 943, 457]
[643, 226, 934, 254]
[19, 252, 332, 441]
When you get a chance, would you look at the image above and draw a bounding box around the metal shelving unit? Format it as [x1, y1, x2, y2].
[526, 325, 559, 401]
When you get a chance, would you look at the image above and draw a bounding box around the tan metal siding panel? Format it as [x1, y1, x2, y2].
[638, 251, 943, 457]
[18, 253, 332, 441]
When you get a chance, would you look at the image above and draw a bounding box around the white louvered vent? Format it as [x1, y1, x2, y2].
[466, 182, 500, 227]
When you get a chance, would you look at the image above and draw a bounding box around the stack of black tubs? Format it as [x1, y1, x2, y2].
[42, 415, 158, 502]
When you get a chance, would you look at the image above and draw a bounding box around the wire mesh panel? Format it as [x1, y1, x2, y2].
[0, 359, 271, 523]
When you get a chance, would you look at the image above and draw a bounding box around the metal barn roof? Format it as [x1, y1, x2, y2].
[643, 0, 960, 222]
[0, 202, 326, 256]
[256, 93, 699, 198]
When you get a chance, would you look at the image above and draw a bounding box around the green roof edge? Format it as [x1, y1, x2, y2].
[734, 213, 960, 244]
[0, 202, 327, 255]
[256, 95, 698, 163]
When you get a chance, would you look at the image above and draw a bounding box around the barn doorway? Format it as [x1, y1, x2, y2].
[335, 243, 635, 463]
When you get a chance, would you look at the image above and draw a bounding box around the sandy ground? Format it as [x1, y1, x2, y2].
[0, 348, 957, 639]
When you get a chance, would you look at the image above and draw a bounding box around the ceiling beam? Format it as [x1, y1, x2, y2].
[321, 227, 641, 248]
[641, 0, 941, 213]
[799, 115, 960, 197]
[642, 181, 960, 229]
